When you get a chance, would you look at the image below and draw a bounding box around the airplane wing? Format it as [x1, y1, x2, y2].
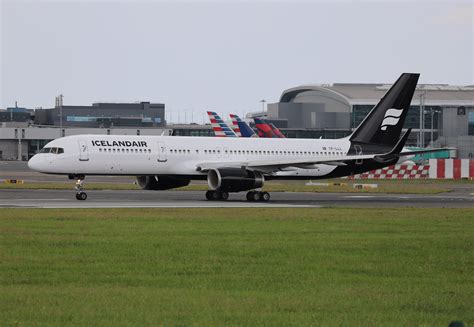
[197, 147, 454, 173]
[196, 154, 379, 173]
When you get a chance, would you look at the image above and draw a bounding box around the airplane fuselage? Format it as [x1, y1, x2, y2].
[28, 134, 354, 179]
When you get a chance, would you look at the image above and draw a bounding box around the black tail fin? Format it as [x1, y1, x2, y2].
[350, 73, 419, 147]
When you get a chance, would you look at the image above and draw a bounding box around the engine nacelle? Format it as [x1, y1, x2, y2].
[207, 168, 264, 192]
[136, 176, 190, 190]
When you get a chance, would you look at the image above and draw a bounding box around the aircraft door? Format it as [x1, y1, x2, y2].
[157, 142, 167, 162]
[78, 140, 89, 161]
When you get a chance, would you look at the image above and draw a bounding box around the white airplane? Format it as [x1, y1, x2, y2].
[28, 73, 448, 201]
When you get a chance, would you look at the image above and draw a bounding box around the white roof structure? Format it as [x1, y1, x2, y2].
[280, 83, 474, 107]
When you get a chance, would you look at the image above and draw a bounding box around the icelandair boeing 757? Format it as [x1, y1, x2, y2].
[28, 73, 449, 201]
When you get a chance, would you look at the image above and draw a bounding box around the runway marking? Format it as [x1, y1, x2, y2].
[0, 198, 70, 201]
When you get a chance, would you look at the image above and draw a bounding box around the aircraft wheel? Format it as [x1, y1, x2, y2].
[76, 192, 87, 201]
[211, 191, 221, 201]
[246, 191, 255, 201]
[252, 191, 262, 202]
[261, 192, 270, 202]
[220, 191, 229, 200]
[205, 190, 213, 200]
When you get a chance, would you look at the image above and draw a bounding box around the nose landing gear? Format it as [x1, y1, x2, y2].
[75, 191, 87, 201]
[72, 175, 87, 200]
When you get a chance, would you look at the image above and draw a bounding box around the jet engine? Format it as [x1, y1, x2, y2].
[207, 168, 264, 192]
[136, 176, 190, 190]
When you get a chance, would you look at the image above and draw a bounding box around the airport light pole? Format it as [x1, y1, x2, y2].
[260, 99, 266, 112]
[59, 94, 64, 135]
[430, 108, 441, 148]
[418, 92, 425, 147]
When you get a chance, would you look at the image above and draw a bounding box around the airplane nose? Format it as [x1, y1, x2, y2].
[28, 155, 41, 172]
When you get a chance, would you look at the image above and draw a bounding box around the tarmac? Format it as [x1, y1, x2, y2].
[1, 188, 474, 208]
[1, 161, 474, 208]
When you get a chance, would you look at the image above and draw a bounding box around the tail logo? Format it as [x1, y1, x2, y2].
[381, 108, 403, 131]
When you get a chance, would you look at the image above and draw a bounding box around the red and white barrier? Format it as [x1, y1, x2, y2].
[347, 159, 474, 179]
[428, 159, 474, 179]
[350, 164, 429, 179]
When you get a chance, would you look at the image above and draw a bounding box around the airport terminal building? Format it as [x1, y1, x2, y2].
[249, 83, 474, 158]
[0, 101, 169, 160]
[35, 101, 166, 128]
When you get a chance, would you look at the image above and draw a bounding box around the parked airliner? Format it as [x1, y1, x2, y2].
[28, 73, 447, 201]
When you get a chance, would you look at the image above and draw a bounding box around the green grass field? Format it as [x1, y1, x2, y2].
[1, 208, 473, 326]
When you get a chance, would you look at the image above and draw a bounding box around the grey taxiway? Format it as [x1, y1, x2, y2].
[1, 188, 474, 208]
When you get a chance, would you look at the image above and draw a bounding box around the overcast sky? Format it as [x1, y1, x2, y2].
[1, 0, 472, 123]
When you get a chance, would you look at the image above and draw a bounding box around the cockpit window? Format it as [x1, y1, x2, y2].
[39, 147, 64, 154]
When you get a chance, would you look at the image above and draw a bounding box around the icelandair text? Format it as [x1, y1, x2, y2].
[92, 140, 148, 147]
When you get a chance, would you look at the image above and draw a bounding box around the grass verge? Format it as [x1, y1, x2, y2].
[1, 208, 472, 326]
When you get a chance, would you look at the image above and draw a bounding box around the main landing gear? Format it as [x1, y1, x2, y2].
[246, 191, 270, 202]
[73, 175, 87, 201]
[205, 190, 229, 201]
[205, 190, 270, 202]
